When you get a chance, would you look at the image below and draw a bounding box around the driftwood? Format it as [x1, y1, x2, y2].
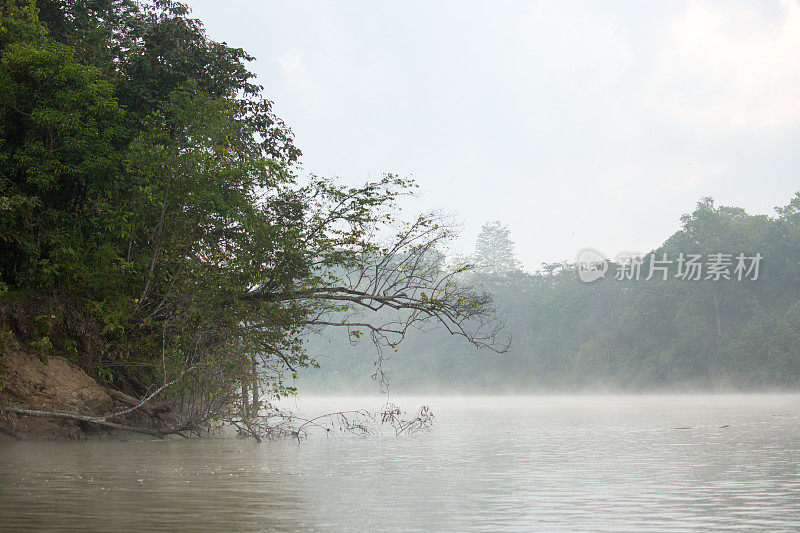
[0, 406, 166, 438]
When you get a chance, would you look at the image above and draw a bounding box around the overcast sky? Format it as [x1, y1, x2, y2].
[186, 0, 800, 271]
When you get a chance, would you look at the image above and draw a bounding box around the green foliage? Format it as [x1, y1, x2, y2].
[63, 338, 77, 361]
[94, 362, 113, 383]
[0, 1, 497, 431]
[304, 194, 800, 393]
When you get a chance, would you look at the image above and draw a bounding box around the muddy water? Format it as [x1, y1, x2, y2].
[2, 394, 800, 531]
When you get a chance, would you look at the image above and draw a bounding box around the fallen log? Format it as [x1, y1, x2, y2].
[1, 406, 165, 438]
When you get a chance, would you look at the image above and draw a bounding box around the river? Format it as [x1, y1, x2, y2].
[1, 394, 800, 531]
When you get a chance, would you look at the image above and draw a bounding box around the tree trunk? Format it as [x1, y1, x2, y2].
[241, 383, 249, 421]
[251, 359, 259, 415]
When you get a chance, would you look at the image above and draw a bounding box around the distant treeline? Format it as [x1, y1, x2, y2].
[301, 195, 800, 393]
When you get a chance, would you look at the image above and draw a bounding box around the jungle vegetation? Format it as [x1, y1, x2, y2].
[0, 0, 504, 436]
[302, 196, 800, 393]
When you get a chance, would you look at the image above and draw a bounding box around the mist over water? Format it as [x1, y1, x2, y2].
[3, 394, 800, 531]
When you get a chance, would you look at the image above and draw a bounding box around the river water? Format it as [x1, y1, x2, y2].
[1, 394, 800, 531]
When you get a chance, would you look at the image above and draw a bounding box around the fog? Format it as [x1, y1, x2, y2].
[174, 0, 800, 395]
[5, 395, 800, 530]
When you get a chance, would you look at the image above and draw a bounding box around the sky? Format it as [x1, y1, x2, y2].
[185, 0, 800, 271]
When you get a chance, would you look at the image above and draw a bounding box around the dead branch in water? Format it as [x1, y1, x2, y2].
[229, 403, 436, 442]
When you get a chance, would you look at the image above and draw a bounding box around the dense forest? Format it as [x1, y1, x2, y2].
[302, 195, 800, 393]
[0, 0, 502, 438]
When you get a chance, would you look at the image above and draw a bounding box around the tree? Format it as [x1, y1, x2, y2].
[0, 0, 506, 438]
[473, 221, 520, 275]
[303, 194, 800, 393]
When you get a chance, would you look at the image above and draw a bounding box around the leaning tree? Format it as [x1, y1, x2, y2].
[0, 0, 507, 438]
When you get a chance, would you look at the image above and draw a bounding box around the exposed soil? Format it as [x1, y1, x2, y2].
[0, 349, 117, 439]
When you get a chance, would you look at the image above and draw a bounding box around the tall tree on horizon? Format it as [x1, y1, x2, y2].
[473, 221, 521, 275]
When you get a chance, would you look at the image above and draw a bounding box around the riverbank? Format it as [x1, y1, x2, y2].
[0, 349, 154, 440]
